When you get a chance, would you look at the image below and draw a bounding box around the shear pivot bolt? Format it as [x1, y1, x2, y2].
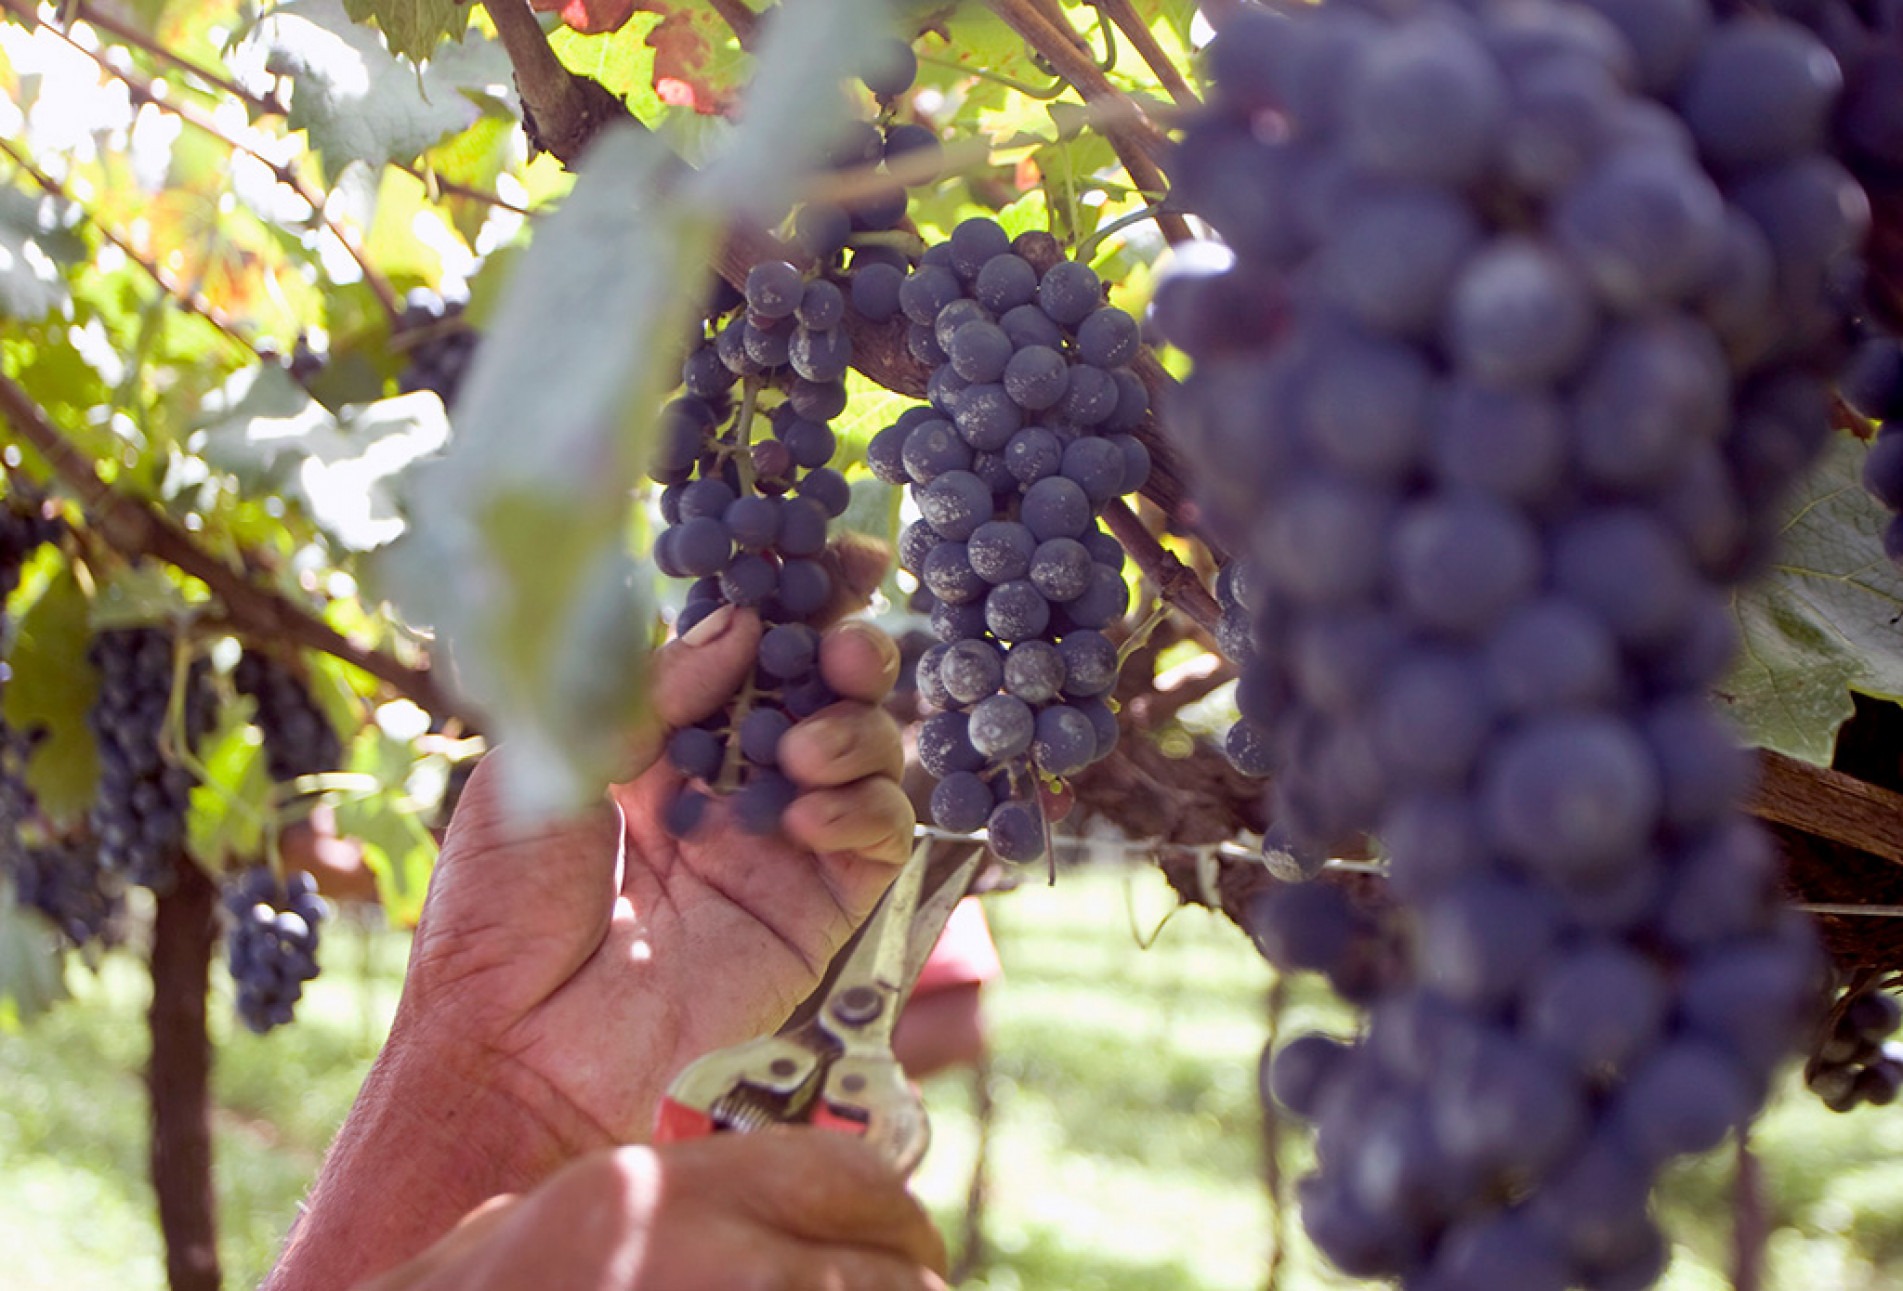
[832, 986, 884, 1026]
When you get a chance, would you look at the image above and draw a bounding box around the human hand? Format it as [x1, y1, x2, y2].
[265, 543, 919, 1291]
[359, 1132, 948, 1291]
[403, 594, 913, 1152]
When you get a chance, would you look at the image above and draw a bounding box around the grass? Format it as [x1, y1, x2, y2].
[6, 866, 1903, 1289]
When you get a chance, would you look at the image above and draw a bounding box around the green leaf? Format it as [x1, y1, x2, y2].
[1725, 432, 1903, 763]
[0, 186, 84, 321]
[196, 365, 450, 550]
[343, 0, 472, 64]
[0, 883, 67, 1024]
[248, 0, 506, 174]
[334, 728, 439, 926]
[186, 710, 272, 871]
[377, 125, 705, 817]
[2, 568, 99, 827]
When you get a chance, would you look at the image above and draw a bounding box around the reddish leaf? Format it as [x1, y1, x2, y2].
[532, 0, 742, 114]
[530, 0, 637, 36]
[642, 4, 738, 115]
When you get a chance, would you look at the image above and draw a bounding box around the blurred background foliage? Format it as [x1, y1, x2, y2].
[9, 865, 1903, 1291]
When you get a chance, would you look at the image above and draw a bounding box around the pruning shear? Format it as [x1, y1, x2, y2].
[653, 839, 985, 1175]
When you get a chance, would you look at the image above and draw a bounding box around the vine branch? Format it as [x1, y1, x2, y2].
[478, 0, 631, 165]
[0, 373, 467, 722]
[1101, 498, 1220, 632]
[1094, 0, 1200, 109]
[985, 0, 1193, 244]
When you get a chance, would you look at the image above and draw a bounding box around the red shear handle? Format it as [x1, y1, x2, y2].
[653, 1096, 717, 1145]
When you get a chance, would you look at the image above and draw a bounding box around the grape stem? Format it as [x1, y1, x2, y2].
[712, 672, 759, 795]
[1115, 598, 1176, 670]
[158, 635, 280, 865]
[916, 50, 1069, 99]
[731, 376, 761, 496]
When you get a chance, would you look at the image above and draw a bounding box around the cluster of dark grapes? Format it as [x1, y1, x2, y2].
[0, 503, 121, 946]
[793, 37, 938, 279]
[862, 218, 1149, 863]
[651, 265, 857, 836]
[223, 865, 326, 1034]
[1758, 0, 1903, 564]
[235, 650, 344, 784]
[395, 289, 480, 409]
[1837, 327, 1903, 563]
[1168, 3, 1856, 1285]
[87, 628, 216, 892]
[1808, 978, 1903, 1110]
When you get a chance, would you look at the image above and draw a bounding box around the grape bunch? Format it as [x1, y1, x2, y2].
[87, 628, 217, 892]
[235, 650, 344, 785]
[1808, 979, 1903, 1110]
[1743, 0, 1903, 566]
[2, 722, 123, 948]
[223, 865, 327, 1034]
[1167, 2, 1856, 1284]
[792, 37, 938, 279]
[864, 219, 1150, 863]
[1838, 328, 1903, 563]
[650, 265, 857, 835]
[0, 502, 119, 945]
[11, 840, 121, 948]
[395, 289, 480, 409]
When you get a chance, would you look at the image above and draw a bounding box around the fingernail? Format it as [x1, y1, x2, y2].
[835, 619, 897, 668]
[682, 603, 737, 647]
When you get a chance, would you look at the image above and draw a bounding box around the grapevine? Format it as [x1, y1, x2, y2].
[10, 0, 1903, 1285]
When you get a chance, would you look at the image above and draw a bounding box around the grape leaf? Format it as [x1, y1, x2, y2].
[247, 0, 509, 174]
[379, 0, 896, 817]
[186, 712, 271, 870]
[1725, 433, 1903, 764]
[196, 367, 450, 551]
[375, 125, 701, 817]
[342, 0, 471, 64]
[0, 186, 83, 321]
[0, 886, 66, 1025]
[2, 567, 100, 828]
[334, 726, 441, 927]
[535, 0, 747, 113]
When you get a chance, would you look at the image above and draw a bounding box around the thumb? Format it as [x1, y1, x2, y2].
[649, 604, 764, 732]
